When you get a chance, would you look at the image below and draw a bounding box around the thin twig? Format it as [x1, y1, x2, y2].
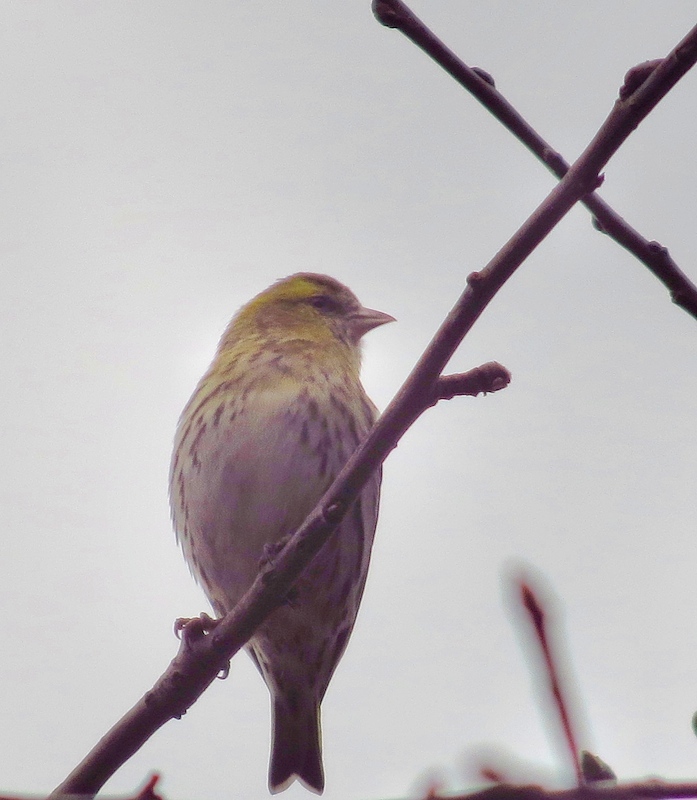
[432, 362, 512, 404]
[519, 582, 584, 787]
[52, 20, 697, 799]
[373, 0, 697, 320]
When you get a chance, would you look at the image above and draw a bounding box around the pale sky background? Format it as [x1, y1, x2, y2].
[2, 2, 697, 799]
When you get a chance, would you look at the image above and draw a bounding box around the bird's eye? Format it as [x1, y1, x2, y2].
[309, 295, 340, 313]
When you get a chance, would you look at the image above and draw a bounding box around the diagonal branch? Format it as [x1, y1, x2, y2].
[51, 20, 697, 799]
[373, 0, 697, 320]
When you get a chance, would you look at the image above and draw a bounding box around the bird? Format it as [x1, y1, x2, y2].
[169, 273, 394, 794]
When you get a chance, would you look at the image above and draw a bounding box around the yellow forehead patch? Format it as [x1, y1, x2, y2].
[244, 274, 347, 314]
[266, 275, 324, 301]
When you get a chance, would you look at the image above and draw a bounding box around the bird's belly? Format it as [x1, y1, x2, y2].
[177, 411, 345, 614]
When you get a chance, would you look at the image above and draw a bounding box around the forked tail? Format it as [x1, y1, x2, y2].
[269, 694, 324, 795]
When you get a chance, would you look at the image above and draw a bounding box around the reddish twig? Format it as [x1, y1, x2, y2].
[132, 774, 163, 800]
[519, 582, 584, 786]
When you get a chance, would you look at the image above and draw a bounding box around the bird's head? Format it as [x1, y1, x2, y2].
[231, 273, 395, 351]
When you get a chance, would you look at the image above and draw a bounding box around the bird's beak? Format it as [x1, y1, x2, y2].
[350, 306, 396, 340]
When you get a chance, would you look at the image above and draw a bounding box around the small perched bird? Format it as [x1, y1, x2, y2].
[170, 273, 394, 794]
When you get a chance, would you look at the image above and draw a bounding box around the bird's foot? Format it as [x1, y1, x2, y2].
[260, 537, 289, 569]
[174, 611, 219, 641]
[174, 613, 230, 678]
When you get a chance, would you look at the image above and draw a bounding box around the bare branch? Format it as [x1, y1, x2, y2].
[439, 782, 697, 800]
[373, 0, 697, 320]
[2, 775, 162, 800]
[52, 19, 697, 799]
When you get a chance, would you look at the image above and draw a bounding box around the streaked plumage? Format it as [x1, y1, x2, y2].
[169, 273, 393, 794]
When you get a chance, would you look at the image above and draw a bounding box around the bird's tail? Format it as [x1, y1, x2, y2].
[269, 694, 324, 795]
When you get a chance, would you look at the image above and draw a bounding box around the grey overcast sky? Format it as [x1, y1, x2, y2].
[2, 2, 697, 799]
